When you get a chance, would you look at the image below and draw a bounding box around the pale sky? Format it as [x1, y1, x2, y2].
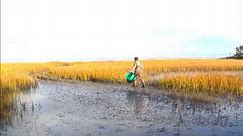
[1, 0, 243, 62]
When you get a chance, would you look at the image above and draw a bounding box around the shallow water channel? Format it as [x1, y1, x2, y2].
[1, 80, 243, 136]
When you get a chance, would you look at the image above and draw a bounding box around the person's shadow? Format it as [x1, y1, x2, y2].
[126, 90, 145, 114]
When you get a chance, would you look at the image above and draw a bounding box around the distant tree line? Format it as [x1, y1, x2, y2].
[226, 45, 243, 59]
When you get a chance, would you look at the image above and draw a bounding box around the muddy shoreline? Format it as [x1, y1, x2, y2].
[1, 80, 243, 136]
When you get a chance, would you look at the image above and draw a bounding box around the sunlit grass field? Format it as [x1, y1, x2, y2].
[1, 59, 243, 96]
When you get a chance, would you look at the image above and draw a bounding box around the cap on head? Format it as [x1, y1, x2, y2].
[134, 57, 139, 61]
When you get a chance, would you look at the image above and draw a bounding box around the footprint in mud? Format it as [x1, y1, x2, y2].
[118, 123, 126, 126]
[73, 128, 79, 131]
[156, 127, 166, 132]
[47, 127, 53, 133]
[56, 113, 65, 118]
[98, 126, 105, 129]
[115, 127, 124, 132]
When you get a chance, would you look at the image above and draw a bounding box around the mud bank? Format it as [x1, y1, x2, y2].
[1, 80, 243, 136]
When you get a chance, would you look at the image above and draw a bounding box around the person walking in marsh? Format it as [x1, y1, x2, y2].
[130, 57, 145, 87]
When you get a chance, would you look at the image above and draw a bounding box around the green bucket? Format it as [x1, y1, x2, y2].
[125, 72, 136, 83]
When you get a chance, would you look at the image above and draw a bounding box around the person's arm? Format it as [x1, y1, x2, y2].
[131, 62, 137, 72]
[140, 63, 144, 70]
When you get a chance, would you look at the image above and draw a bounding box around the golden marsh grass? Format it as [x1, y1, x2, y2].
[1, 59, 243, 96]
[157, 73, 242, 96]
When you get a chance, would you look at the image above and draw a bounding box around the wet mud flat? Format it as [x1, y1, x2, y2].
[1, 80, 243, 136]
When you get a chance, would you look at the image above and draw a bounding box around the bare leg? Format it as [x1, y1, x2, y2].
[139, 78, 145, 87]
[133, 79, 137, 87]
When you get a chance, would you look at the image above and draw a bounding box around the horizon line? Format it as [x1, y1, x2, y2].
[1, 56, 231, 63]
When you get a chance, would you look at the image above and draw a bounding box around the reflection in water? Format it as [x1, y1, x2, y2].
[126, 90, 144, 114]
[0, 88, 38, 132]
